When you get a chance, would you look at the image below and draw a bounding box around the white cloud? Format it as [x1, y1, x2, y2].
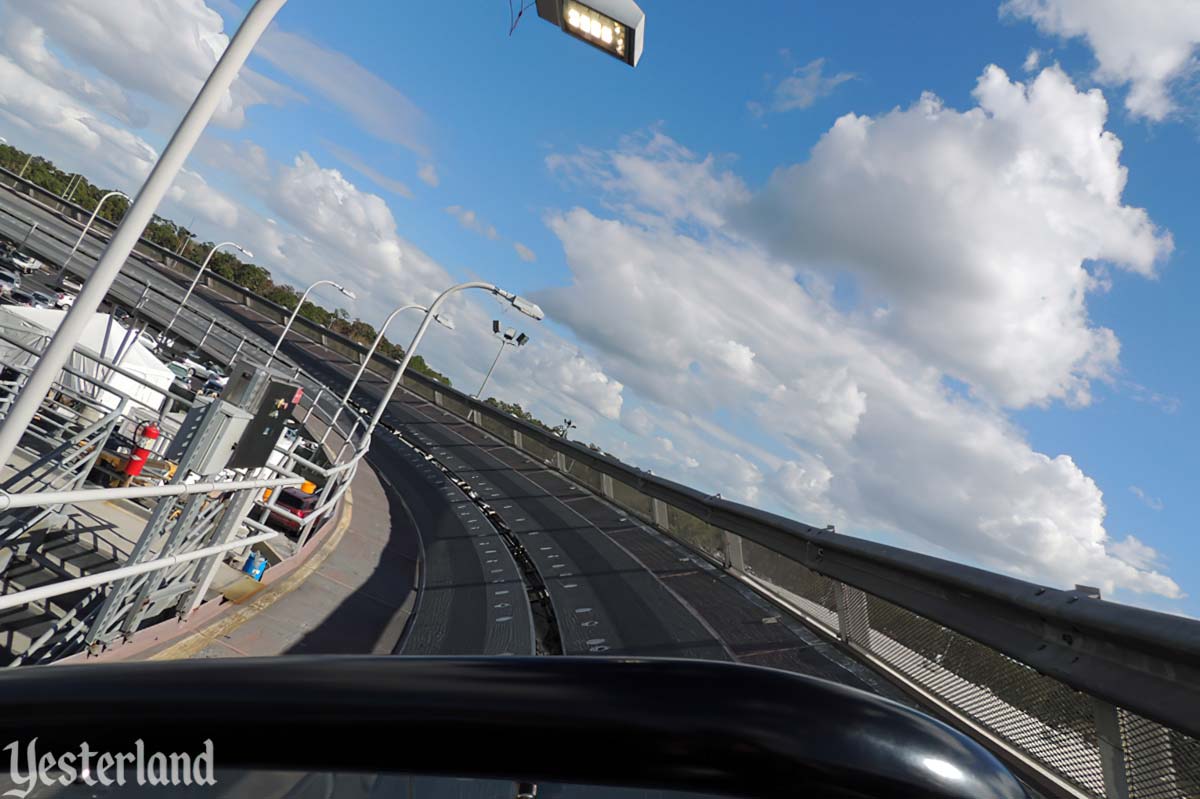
[534, 75, 1182, 599]
[445, 205, 499, 240]
[257, 28, 429, 155]
[5, 0, 291, 129]
[1024, 49, 1041, 72]
[418, 163, 439, 188]
[513, 242, 536, 263]
[752, 57, 856, 115]
[323, 139, 413, 199]
[548, 129, 749, 230]
[738, 65, 1171, 409]
[1130, 485, 1164, 511]
[1003, 0, 1200, 120]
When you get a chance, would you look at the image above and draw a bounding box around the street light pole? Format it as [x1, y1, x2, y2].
[477, 340, 507, 399]
[475, 323, 529, 398]
[163, 241, 252, 337]
[319, 303, 453, 447]
[265, 279, 355, 368]
[362, 282, 543, 441]
[0, 0, 287, 469]
[56, 190, 130, 282]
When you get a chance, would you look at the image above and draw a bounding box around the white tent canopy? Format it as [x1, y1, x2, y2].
[0, 307, 173, 413]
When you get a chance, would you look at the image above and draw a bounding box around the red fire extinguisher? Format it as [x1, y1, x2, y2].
[125, 421, 160, 478]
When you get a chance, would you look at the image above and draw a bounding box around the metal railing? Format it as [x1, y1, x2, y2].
[2, 163, 1197, 798]
[0, 283, 368, 666]
[375, 367, 1199, 799]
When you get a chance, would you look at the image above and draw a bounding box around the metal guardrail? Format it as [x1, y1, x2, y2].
[2, 163, 1196, 798]
[384, 373, 1200, 799]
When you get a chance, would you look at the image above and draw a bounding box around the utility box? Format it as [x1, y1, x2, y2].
[166, 400, 254, 477]
[228, 379, 304, 470]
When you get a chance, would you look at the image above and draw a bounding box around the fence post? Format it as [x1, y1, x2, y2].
[651, 498, 668, 529]
[601, 474, 614, 499]
[1091, 698, 1131, 799]
[834, 583, 872, 647]
[722, 531, 744, 572]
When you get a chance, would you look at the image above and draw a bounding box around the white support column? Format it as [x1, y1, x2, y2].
[513, 430, 524, 449]
[835, 583, 872, 648]
[600, 474, 614, 499]
[722, 531, 744, 571]
[1092, 698, 1130, 799]
[556, 451, 567, 472]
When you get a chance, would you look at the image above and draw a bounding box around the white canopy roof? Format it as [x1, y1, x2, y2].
[0, 306, 174, 413]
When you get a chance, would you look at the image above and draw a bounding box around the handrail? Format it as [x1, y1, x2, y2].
[4, 162, 1195, 744]
[0, 530, 278, 612]
[430, 380, 1200, 738]
[0, 474, 303, 511]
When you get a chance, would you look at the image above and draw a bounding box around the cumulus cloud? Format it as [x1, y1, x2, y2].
[534, 69, 1181, 599]
[548, 129, 749, 230]
[738, 65, 1171, 409]
[1003, 0, 1200, 120]
[4, 0, 292, 128]
[751, 57, 856, 116]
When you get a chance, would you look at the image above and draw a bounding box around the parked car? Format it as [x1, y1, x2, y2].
[59, 274, 83, 293]
[180, 353, 224, 380]
[53, 290, 74, 309]
[29, 291, 53, 309]
[166, 361, 192, 381]
[0, 270, 19, 296]
[6, 290, 35, 307]
[135, 330, 159, 351]
[8, 251, 42, 274]
[200, 376, 225, 396]
[266, 487, 324, 535]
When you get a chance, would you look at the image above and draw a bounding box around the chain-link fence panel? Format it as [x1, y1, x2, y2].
[610, 478, 654, 522]
[480, 412, 514, 444]
[439, 391, 471, 420]
[740, 538, 838, 631]
[403, 375, 437, 402]
[859, 592, 1105, 797]
[1119, 709, 1200, 799]
[517, 432, 558, 466]
[563, 454, 606, 495]
[662, 505, 728, 565]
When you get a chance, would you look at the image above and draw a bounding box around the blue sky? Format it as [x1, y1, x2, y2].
[1, 0, 1197, 613]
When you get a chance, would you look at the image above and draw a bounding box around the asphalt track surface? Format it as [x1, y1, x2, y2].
[0, 188, 904, 699]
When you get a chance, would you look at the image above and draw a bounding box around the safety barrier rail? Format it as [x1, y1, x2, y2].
[2, 162, 1195, 798]
[386, 368, 1199, 799]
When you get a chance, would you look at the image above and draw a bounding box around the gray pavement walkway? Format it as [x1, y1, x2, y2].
[137, 461, 418, 660]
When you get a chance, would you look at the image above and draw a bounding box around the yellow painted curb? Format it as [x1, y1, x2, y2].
[149, 489, 354, 661]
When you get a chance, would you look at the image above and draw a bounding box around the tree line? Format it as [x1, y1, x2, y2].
[0, 143, 450, 385]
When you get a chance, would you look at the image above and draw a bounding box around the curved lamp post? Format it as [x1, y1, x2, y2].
[320, 303, 453, 446]
[163, 240, 252, 338]
[265, 279, 355, 368]
[0, 0, 637, 469]
[362, 282, 543, 441]
[56, 190, 130, 282]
